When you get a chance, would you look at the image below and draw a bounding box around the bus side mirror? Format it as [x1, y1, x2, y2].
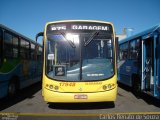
[36, 32, 44, 43]
[35, 32, 44, 62]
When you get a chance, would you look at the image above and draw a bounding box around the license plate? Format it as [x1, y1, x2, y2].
[74, 94, 88, 99]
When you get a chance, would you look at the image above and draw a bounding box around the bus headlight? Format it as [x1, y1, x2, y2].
[49, 85, 53, 89]
[45, 84, 59, 91]
[108, 84, 112, 89]
[103, 85, 107, 90]
[103, 84, 115, 91]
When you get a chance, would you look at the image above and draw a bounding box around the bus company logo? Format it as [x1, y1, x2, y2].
[79, 87, 83, 91]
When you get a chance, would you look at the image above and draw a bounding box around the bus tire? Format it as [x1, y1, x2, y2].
[8, 79, 18, 98]
[132, 74, 141, 94]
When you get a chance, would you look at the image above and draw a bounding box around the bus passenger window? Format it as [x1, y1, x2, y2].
[20, 39, 30, 59]
[4, 32, 13, 58]
[37, 46, 42, 60]
[12, 36, 19, 58]
[130, 39, 140, 59]
[31, 43, 35, 60]
[25, 41, 30, 59]
[119, 42, 128, 60]
[0, 29, 2, 65]
[20, 39, 26, 59]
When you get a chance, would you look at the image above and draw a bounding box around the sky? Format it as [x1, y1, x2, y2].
[0, 0, 160, 42]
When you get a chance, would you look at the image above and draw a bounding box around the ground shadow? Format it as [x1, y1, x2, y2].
[118, 82, 160, 107]
[118, 82, 132, 92]
[48, 102, 115, 110]
[0, 82, 42, 111]
[138, 92, 160, 107]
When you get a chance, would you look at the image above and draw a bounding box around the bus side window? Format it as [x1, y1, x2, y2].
[20, 39, 30, 59]
[20, 39, 26, 59]
[25, 41, 30, 59]
[37, 46, 42, 60]
[0, 28, 2, 65]
[129, 39, 140, 59]
[31, 43, 35, 60]
[12, 36, 19, 58]
[4, 32, 13, 58]
[119, 42, 128, 60]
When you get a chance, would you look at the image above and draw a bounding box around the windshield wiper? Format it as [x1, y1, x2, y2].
[84, 31, 99, 46]
[60, 32, 76, 48]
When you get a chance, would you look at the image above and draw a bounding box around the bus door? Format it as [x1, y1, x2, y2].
[142, 34, 158, 97]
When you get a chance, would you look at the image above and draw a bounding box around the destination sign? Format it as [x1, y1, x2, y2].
[50, 25, 109, 31]
[47, 22, 113, 33]
[72, 25, 109, 31]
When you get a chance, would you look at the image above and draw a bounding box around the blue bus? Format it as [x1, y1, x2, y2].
[0, 24, 42, 99]
[118, 24, 160, 99]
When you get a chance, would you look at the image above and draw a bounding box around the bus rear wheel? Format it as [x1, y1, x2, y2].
[8, 81, 17, 98]
[132, 75, 141, 94]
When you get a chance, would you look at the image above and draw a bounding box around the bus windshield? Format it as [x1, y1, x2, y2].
[46, 31, 114, 81]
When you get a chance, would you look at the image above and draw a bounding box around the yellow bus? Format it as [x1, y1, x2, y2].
[36, 20, 118, 103]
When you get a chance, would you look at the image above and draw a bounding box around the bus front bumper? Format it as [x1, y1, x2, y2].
[43, 86, 117, 103]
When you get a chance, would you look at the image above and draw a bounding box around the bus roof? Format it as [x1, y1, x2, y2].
[119, 24, 160, 44]
[0, 24, 42, 46]
[46, 20, 113, 25]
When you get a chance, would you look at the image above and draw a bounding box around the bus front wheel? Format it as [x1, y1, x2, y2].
[132, 74, 141, 94]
